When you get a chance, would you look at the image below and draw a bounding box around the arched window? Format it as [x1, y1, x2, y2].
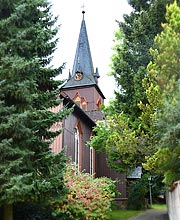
[74, 93, 81, 106]
[74, 127, 79, 168]
[74, 121, 83, 171]
[73, 93, 88, 111]
[96, 97, 102, 109]
[81, 97, 87, 111]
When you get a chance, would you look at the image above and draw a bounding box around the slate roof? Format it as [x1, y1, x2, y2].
[72, 11, 94, 77]
[62, 11, 99, 89]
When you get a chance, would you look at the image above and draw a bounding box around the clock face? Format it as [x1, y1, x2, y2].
[74, 72, 83, 80]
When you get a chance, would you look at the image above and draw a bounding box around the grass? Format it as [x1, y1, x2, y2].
[108, 204, 167, 220]
[108, 210, 142, 220]
[151, 204, 167, 210]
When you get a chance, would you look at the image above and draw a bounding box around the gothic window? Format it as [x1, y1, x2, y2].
[74, 128, 79, 168]
[74, 93, 81, 106]
[96, 97, 102, 109]
[74, 121, 82, 171]
[73, 93, 88, 111]
[81, 97, 87, 111]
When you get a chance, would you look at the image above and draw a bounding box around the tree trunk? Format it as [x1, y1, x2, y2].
[3, 204, 13, 220]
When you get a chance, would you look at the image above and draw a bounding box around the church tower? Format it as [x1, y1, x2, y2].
[51, 10, 127, 200]
[61, 11, 105, 116]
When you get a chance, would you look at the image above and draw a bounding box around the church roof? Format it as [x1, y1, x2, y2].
[62, 11, 99, 89]
[72, 11, 94, 77]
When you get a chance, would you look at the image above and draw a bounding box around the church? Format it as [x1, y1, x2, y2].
[51, 11, 127, 204]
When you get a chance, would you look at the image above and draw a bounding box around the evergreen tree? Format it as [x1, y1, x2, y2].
[90, 0, 180, 174]
[143, 2, 180, 185]
[0, 1, 70, 219]
[110, 0, 179, 123]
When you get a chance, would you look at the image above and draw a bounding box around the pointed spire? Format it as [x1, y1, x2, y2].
[72, 11, 94, 76]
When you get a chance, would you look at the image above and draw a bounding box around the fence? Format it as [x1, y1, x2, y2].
[167, 181, 180, 220]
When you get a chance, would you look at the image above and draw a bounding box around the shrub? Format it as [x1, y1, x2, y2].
[13, 202, 57, 220]
[54, 164, 116, 220]
[127, 174, 149, 210]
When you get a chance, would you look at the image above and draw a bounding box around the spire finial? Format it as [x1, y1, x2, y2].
[81, 4, 85, 19]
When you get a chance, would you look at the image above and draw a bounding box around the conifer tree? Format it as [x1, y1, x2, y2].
[0, 1, 70, 219]
[90, 0, 180, 173]
[110, 0, 179, 122]
[143, 1, 180, 185]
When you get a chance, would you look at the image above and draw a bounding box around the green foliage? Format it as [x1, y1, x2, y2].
[110, 0, 174, 120]
[89, 113, 142, 173]
[0, 0, 70, 208]
[14, 202, 57, 220]
[55, 164, 116, 220]
[128, 0, 152, 12]
[127, 174, 150, 210]
[144, 84, 180, 185]
[92, 0, 180, 176]
[142, 2, 180, 186]
[147, 2, 180, 94]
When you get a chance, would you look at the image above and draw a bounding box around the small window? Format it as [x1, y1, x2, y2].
[73, 93, 88, 110]
[74, 94, 81, 106]
[96, 97, 102, 109]
[81, 98, 87, 111]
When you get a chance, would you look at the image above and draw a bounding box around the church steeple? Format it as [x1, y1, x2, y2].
[72, 11, 94, 77]
[62, 11, 99, 88]
[62, 10, 104, 99]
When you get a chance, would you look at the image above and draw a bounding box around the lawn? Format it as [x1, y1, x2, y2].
[108, 204, 167, 220]
[108, 210, 142, 220]
[151, 204, 167, 209]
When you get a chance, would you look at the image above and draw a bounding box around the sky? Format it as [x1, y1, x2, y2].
[50, 0, 132, 104]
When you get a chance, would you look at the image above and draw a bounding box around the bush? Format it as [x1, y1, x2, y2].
[14, 202, 57, 220]
[127, 174, 149, 210]
[54, 164, 116, 220]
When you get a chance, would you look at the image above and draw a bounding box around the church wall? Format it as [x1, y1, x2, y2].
[96, 153, 127, 200]
[63, 112, 94, 173]
[49, 103, 63, 153]
[62, 86, 104, 111]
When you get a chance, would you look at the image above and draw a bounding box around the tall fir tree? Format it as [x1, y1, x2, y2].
[0, 0, 70, 219]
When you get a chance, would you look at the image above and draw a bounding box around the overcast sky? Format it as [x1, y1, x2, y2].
[50, 0, 132, 104]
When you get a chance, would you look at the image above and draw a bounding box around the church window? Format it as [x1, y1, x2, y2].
[96, 97, 102, 109]
[74, 94, 81, 106]
[73, 93, 88, 111]
[81, 98, 87, 111]
[90, 147, 95, 175]
[74, 127, 79, 169]
[74, 121, 82, 171]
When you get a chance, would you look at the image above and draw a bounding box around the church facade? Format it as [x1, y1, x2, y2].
[51, 11, 127, 201]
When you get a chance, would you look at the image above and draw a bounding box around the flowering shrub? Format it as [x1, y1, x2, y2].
[55, 164, 116, 220]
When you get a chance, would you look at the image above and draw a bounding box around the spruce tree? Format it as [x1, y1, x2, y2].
[0, 1, 70, 219]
